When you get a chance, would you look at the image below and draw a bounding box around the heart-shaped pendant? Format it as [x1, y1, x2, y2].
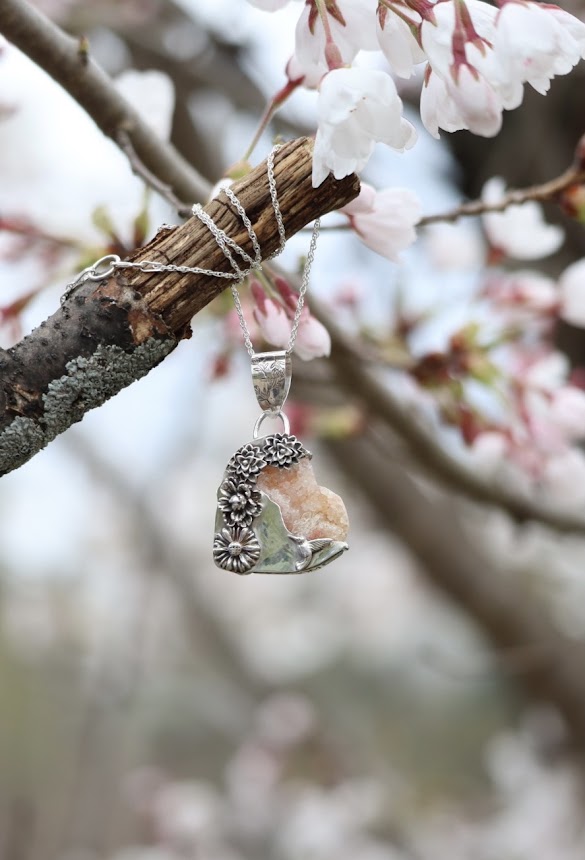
[212, 432, 349, 575]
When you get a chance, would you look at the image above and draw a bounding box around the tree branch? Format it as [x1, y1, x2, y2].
[1, 0, 212, 204]
[0, 138, 360, 477]
[418, 162, 585, 227]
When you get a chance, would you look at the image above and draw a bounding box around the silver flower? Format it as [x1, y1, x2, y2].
[218, 477, 263, 526]
[227, 444, 265, 483]
[262, 433, 305, 469]
[213, 525, 261, 574]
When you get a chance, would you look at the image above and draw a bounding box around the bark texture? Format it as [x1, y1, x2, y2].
[0, 138, 360, 477]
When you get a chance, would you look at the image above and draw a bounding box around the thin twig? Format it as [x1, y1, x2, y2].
[418, 163, 585, 226]
[1, 0, 212, 204]
[314, 162, 585, 231]
[115, 129, 194, 217]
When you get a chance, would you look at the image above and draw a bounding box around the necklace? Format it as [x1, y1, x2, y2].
[64, 146, 349, 575]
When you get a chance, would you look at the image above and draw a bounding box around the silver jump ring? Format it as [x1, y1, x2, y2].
[253, 411, 290, 439]
[86, 254, 121, 281]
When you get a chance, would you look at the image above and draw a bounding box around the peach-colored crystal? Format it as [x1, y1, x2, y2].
[256, 458, 349, 541]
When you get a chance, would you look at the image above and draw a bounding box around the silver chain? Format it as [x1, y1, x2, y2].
[63, 145, 320, 358]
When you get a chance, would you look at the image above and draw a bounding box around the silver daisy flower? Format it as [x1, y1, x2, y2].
[262, 433, 305, 469]
[218, 477, 263, 526]
[213, 525, 261, 574]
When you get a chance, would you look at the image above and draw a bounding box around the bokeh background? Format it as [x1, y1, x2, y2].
[1, 1, 585, 859]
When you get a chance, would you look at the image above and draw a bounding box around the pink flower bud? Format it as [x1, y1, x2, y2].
[340, 183, 420, 261]
[293, 314, 331, 361]
[252, 283, 290, 348]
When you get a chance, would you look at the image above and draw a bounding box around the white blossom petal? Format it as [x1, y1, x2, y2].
[482, 177, 564, 260]
[376, 7, 426, 79]
[313, 68, 416, 186]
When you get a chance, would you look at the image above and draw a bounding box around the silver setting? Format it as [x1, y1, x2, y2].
[251, 350, 292, 416]
[213, 433, 348, 575]
[253, 412, 290, 439]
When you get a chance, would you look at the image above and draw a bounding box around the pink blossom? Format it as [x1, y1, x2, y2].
[419, 0, 585, 138]
[420, 70, 470, 139]
[481, 177, 564, 260]
[376, 5, 426, 79]
[494, 2, 585, 96]
[292, 0, 378, 88]
[340, 183, 421, 261]
[252, 280, 330, 360]
[294, 313, 331, 361]
[445, 64, 505, 137]
[482, 271, 559, 317]
[420, 0, 510, 137]
[252, 282, 291, 348]
[559, 258, 585, 328]
[312, 68, 416, 186]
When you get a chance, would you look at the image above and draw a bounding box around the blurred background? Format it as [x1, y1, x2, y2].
[1, 1, 585, 859]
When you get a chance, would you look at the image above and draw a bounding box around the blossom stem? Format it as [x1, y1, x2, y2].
[315, 0, 335, 43]
[378, 0, 424, 45]
[314, 0, 344, 68]
[242, 78, 302, 163]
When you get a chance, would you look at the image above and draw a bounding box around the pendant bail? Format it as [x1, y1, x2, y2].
[251, 350, 292, 416]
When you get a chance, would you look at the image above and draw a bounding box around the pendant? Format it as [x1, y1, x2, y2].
[212, 351, 349, 575]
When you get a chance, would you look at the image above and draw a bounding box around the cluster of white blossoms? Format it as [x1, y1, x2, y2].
[248, 0, 585, 186]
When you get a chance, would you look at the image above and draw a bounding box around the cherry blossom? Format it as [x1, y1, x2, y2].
[421, 0, 499, 83]
[312, 67, 417, 187]
[424, 63, 506, 138]
[494, 2, 585, 96]
[340, 183, 421, 260]
[559, 258, 585, 328]
[481, 177, 565, 260]
[482, 271, 559, 319]
[375, 4, 426, 79]
[420, 0, 521, 138]
[294, 312, 331, 360]
[252, 279, 330, 360]
[419, 0, 585, 139]
[251, 280, 291, 348]
[291, 0, 378, 88]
